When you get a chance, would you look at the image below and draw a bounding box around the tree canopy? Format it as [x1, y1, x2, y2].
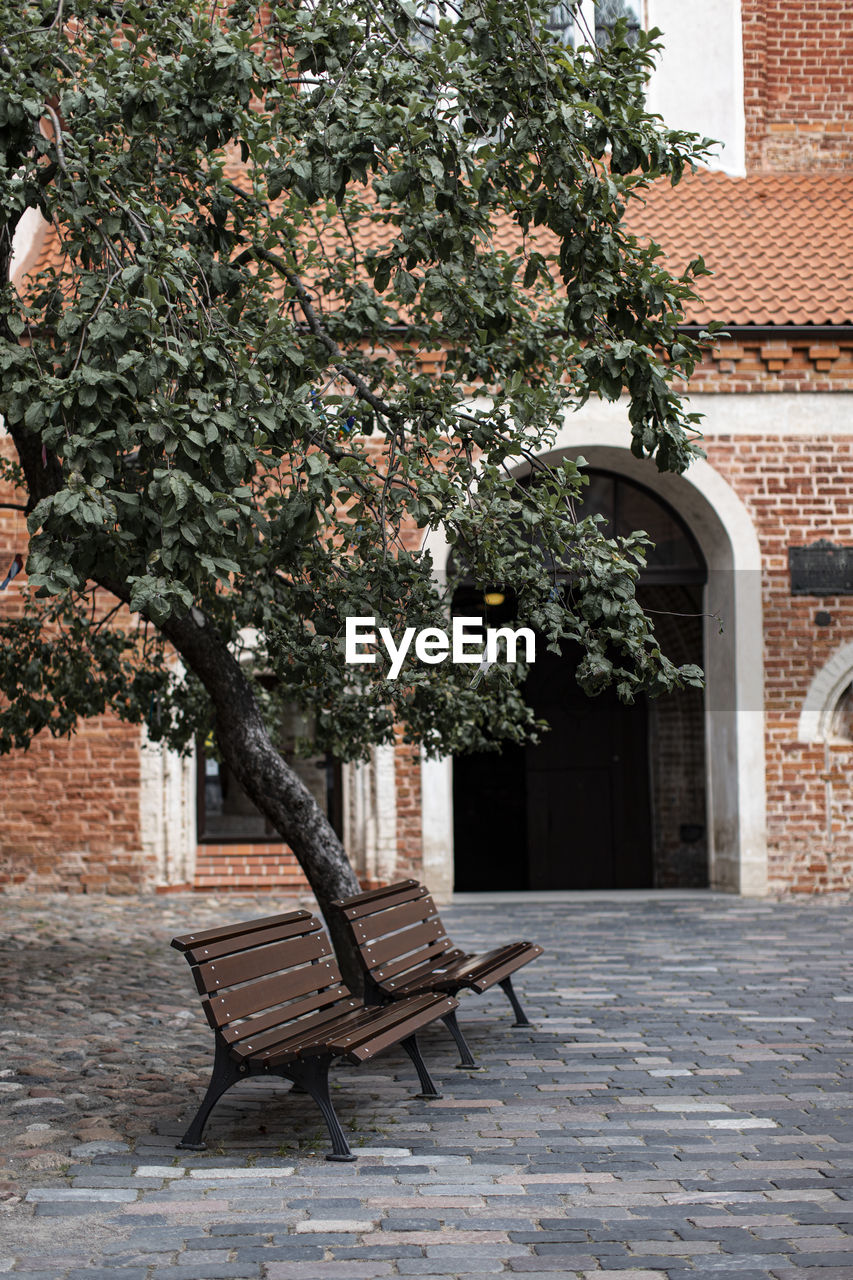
[0, 0, 712, 933]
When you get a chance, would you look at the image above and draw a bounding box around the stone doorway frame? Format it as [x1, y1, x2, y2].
[420, 407, 768, 897]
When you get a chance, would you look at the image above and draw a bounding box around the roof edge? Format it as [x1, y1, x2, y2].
[680, 325, 853, 341]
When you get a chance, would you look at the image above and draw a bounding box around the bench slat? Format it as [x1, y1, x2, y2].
[172, 910, 314, 953]
[466, 945, 543, 993]
[324, 991, 446, 1052]
[235, 998, 365, 1062]
[338, 882, 427, 921]
[335, 995, 458, 1064]
[436, 942, 531, 983]
[254, 992, 450, 1067]
[394, 943, 542, 995]
[194, 931, 332, 995]
[207, 957, 343, 1026]
[182, 916, 323, 964]
[217, 985, 354, 1047]
[255, 993, 450, 1067]
[360, 918, 450, 969]
[374, 941, 465, 985]
[350, 895, 436, 945]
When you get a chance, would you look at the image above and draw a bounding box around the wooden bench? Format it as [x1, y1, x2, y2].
[171, 908, 458, 1161]
[333, 880, 543, 1069]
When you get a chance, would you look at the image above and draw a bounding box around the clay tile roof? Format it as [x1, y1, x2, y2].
[18, 171, 853, 328]
[624, 170, 853, 327]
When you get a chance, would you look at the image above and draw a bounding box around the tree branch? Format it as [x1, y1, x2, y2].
[237, 245, 399, 422]
[42, 104, 69, 173]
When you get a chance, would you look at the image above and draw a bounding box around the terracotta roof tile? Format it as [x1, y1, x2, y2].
[18, 171, 853, 328]
[623, 170, 853, 327]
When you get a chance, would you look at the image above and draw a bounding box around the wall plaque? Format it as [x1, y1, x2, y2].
[789, 540, 853, 596]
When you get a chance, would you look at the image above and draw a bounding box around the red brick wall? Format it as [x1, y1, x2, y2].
[743, 0, 853, 172]
[684, 338, 853, 395]
[394, 732, 424, 878]
[194, 842, 310, 893]
[703, 433, 853, 893]
[1, 438, 149, 894]
[0, 715, 147, 893]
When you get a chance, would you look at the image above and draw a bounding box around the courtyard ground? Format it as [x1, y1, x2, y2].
[0, 888, 851, 1278]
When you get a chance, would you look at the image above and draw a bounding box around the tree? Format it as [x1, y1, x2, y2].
[0, 0, 711, 982]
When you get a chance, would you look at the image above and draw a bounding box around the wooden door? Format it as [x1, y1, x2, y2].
[524, 646, 652, 889]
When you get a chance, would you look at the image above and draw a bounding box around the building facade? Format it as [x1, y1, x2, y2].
[3, 0, 853, 899]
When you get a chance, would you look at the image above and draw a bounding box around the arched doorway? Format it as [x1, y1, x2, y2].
[452, 469, 709, 890]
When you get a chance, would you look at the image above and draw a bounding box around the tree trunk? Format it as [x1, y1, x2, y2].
[160, 611, 365, 991]
[2, 303, 365, 984]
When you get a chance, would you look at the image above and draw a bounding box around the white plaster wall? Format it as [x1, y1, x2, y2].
[139, 731, 197, 886]
[342, 745, 398, 884]
[420, 750, 454, 902]
[645, 0, 745, 175]
[687, 392, 853, 437]
[9, 208, 49, 288]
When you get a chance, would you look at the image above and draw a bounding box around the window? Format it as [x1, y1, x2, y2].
[578, 470, 706, 585]
[594, 0, 642, 46]
[197, 703, 342, 842]
[547, 1, 643, 50]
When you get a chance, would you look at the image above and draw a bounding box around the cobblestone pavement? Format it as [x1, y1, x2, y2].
[0, 889, 851, 1278]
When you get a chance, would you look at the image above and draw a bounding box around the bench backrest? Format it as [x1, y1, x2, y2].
[172, 909, 358, 1056]
[334, 880, 462, 993]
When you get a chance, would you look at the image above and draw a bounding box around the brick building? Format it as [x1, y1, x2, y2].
[3, 0, 853, 899]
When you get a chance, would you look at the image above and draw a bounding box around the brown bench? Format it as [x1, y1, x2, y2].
[171, 908, 458, 1161]
[333, 880, 543, 1069]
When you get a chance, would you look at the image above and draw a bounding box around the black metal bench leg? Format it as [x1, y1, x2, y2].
[499, 976, 532, 1027]
[400, 1034, 443, 1099]
[441, 1009, 484, 1070]
[286, 1057, 356, 1162]
[177, 1041, 242, 1150]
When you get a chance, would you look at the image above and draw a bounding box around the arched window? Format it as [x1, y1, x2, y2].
[830, 683, 853, 744]
[578, 469, 706, 584]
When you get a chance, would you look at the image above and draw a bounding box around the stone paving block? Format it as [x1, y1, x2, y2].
[133, 1268, 259, 1280]
[294, 1218, 376, 1232]
[184, 1236, 263, 1251]
[92, 1253, 177, 1268]
[26, 1187, 138, 1203]
[286, 1198, 367, 1211]
[770, 1270, 853, 1279]
[235, 1246, 325, 1262]
[329, 1245, 426, 1259]
[265, 1264, 394, 1278]
[32, 1203, 112, 1217]
[422, 1243, 525, 1259]
[507, 1258, 596, 1272]
[65, 1271, 148, 1280]
[0, 1273, 73, 1280]
[397, 1261, 506, 1275]
[783, 1253, 853, 1267]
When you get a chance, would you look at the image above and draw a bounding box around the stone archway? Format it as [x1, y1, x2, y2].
[419, 403, 767, 896]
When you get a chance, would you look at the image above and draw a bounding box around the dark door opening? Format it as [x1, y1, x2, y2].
[452, 468, 708, 892]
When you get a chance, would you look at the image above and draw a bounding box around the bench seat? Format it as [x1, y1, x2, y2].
[334, 880, 543, 1068]
[172, 908, 457, 1160]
